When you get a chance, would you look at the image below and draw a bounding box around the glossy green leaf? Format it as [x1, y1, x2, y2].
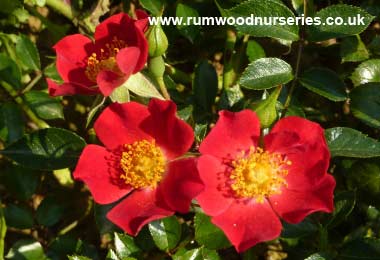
[114, 233, 140, 259]
[340, 35, 369, 63]
[36, 196, 65, 227]
[1, 128, 86, 170]
[0, 53, 22, 89]
[24, 90, 64, 120]
[299, 67, 347, 101]
[240, 58, 293, 90]
[307, 5, 374, 42]
[173, 247, 220, 260]
[291, 0, 315, 15]
[194, 212, 231, 250]
[281, 218, 318, 238]
[246, 40, 266, 62]
[4, 204, 34, 229]
[148, 216, 181, 251]
[139, 0, 165, 16]
[350, 83, 380, 128]
[327, 191, 356, 228]
[177, 105, 193, 121]
[193, 60, 218, 112]
[44, 63, 63, 83]
[0, 102, 24, 144]
[226, 0, 299, 41]
[15, 34, 40, 71]
[340, 238, 380, 259]
[3, 165, 40, 200]
[351, 59, 380, 87]
[325, 127, 380, 158]
[6, 239, 47, 260]
[122, 72, 164, 100]
[176, 3, 200, 43]
[251, 87, 281, 128]
[218, 85, 244, 110]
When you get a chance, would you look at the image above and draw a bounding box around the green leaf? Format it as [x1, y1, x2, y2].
[24, 90, 64, 120]
[194, 212, 231, 250]
[251, 86, 281, 128]
[148, 216, 181, 251]
[325, 127, 380, 158]
[44, 63, 63, 83]
[68, 256, 92, 260]
[176, 3, 200, 43]
[0, 205, 7, 259]
[351, 59, 380, 87]
[0, 102, 24, 144]
[299, 67, 347, 101]
[307, 5, 374, 42]
[4, 204, 34, 229]
[122, 72, 164, 100]
[3, 165, 40, 200]
[139, 0, 165, 16]
[110, 85, 130, 104]
[291, 0, 315, 15]
[195, 124, 208, 145]
[15, 34, 40, 71]
[114, 233, 140, 259]
[340, 238, 380, 259]
[350, 83, 380, 128]
[340, 35, 369, 63]
[94, 203, 118, 234]
[326, 191, 356, 228]
[246, 40, 266, 62]
[36, 196, 65, 227]
[218, 85, 244, 110]
[6, 239, 47, 260]
[193, 60, 218, 112]
[225, 0, 299, 41]
[0, 53, 22, 89]
[173, 247, 220, 260]
[281, 218, 318, 238]
[1, 128, 86, 170]
[86, 97, 106, 128]
[304, 253, 330, 260]
[177, 105, 193, 121]
[0, 0, 22, 14]
[369, 36, 380, 56]
[347, 161, 380, 196]
[240, 58, 293, 90]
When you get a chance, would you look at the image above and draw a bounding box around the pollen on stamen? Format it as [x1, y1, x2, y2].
[119, 140, 166, 189]
[230, 146, 291, 203]
[85, 36, 127, 82]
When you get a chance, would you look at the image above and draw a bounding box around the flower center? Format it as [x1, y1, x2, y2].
[230, 147, 291, 203]
[85, 36, 127, 82]
[119, 140, 166, 189]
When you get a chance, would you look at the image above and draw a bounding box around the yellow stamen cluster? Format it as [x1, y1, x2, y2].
[120, 140, 166, 189]
[85, 36, 127, 82]
[230, 147, 291, 203]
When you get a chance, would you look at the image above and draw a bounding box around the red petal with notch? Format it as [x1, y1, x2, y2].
[200, 110, 260, 160]
[269, 173, 336, 224]
[212, 200, 282, 252]
[73, 145, 133, 204]
[94, 102, 151, 150]
[157, 158, 204, 213]
[107, 188, 173, 235]
[196, 155, 234, 216]
[135, 10, 149, 32]
[116, 47, 140, 76]
[96, 70, 127, 96]
[54, 34, 95, 87]
[47, 79, 99, 96]
[141, 99, 194, 159]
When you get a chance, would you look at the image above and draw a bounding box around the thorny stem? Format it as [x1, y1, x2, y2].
[282, 0, 308, 115]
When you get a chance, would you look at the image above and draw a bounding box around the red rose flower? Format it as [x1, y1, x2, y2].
[47, 11, 149, 97]
[73, 99, 204, 235]
[196, 110, 335, 252]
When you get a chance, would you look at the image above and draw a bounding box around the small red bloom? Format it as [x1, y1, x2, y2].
[196, 110, 335, 252]
[73, 99, 204, 235]
[47, 11, 149, 97]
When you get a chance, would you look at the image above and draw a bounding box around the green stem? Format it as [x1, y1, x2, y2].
[223, 29, 237, 89]
[21, 72, 42, 94]
[45, 0, 74, 20]
[165, 64, 192, 85]
[1, 82, 49, 129]
[157, 76, 170, 100]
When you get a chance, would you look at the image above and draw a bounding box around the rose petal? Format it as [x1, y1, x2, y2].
[158, 158, 204, 213]
[73, 145, 132, 204]
[200, 110, 260, 160]
[212, 200, 282, 252]
[135, 10, 149, 32]
[141, 99, 194, 159]
[94, 102, 151, 150]
[196, 155, 234, 216]
[269, 173, 336, 224]
[47, 79, 99, 96]
[116, 47, 140, 76]
[96, 70, 127, 96]
[107, 188, 173, 235]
